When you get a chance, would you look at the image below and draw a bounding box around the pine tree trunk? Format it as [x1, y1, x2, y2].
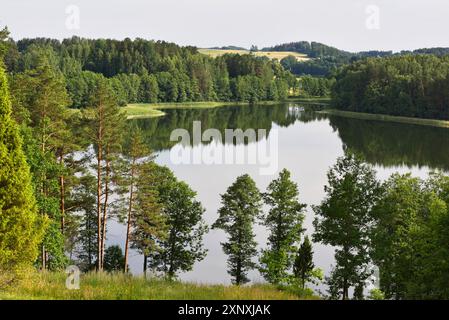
[96, 141, 103, 271]
[41, 140, 47, 271]
[59, 154, 65, 234]
[124, 158, 136, 273]
[100, 146, 110, 269]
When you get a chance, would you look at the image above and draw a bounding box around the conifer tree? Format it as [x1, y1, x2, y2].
[8, 58, 70, 270]
[213, 174, 262, 285]
[293, 236, 315, 289]
[84, 77, 126, 271]
[130, 162, 168, 276]
[0, 64, 45, 284]
[260, 169, 306, 284]
[123, 126, 167, 273]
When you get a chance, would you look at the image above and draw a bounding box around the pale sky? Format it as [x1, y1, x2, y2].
[2, 0, 449, 53]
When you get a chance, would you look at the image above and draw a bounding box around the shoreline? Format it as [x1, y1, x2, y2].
[124, 97, 331, 119]
[320, 109, 449, 128]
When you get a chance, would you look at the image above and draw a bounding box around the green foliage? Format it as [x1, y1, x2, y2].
[70, 174, 98, 272]
[297, 76, 334, 97]
[8, 37, 294, 107]
[122, 126, 168, 273]
[371, 172, 449, 299]
[8, 58, 71, 271]
[103, 245, 126, 272]
[0, 26, 10, 60]
[332, 55, 449, 120]
[259, 169, 306, 284]
[147, 165, 208, 279]
[0, 64, 45, 284]
[83, 76, 126, 271]
[293, 236, 316, 289]
[130, 162, 168, 266]
[213, 174, 262, 285]
[313, 154, 382, 299]
[138, 73, 159, 103]
[368, 288, 385, 300]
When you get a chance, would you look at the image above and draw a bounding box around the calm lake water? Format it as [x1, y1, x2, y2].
[108, 103, 449, 287]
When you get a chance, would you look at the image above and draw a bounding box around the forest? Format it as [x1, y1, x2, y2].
[1, 33, 296, 108]
[331, 54, 449, 120]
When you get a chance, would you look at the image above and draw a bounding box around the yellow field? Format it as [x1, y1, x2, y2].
[198, 49, 309, 61]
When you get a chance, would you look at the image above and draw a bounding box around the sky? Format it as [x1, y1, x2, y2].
[2, 0, 449, 53]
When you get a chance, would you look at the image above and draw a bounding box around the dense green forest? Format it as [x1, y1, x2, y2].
[1, 34, 296, 108]
[332, 55, 449, 120]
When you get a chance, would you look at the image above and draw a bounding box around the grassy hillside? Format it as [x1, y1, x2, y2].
[198, 48, 309, 61]
[0, 272, 318, 300]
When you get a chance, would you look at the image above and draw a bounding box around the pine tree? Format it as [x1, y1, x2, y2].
[0, 64, 45, 285]
[84, 77, 126, 271]
[293, 236, 315, 289]
[0, 27, 10, 60]
[122, 126, 166, 273]
[212, 174, 262, 285]
[103, 245, 126, 272]
[69, 173, 98, 272]
[130, 162, 168, 276]
[8, 58, 70, 270]
[260, 169, 306, 284]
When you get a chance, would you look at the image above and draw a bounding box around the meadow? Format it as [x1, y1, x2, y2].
[0, 272, 317, 300]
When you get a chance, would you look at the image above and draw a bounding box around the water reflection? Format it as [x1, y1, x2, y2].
[328, 115, 449, 171]
[132, 103, 449, 171]
[132, 103, 327, 151]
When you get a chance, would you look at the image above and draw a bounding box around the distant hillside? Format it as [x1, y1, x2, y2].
[198, 48, 309, 61]
[209, 45, 247, 51]
[402, 47, 449, 56]
[264, 41, 449, 76]
[263, 41, 353, 60]
[264, 41, 449, 59]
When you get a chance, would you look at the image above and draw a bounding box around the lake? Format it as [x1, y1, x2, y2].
[108, 102, 449, 287]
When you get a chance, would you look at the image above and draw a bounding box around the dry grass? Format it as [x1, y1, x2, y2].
[0, 272, 318, 300]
